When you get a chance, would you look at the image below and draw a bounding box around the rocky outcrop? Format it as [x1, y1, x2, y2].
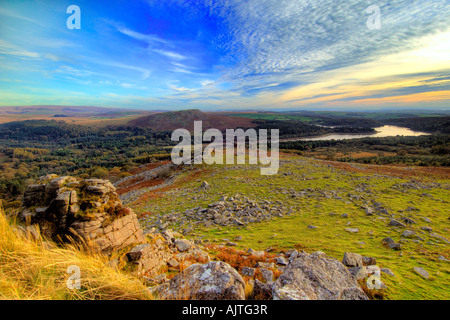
[142, 194, 292, 233]
[19, 175, 145, 254]
[151, 261, 246, 300]
[17, 175, 211, 279]
[272, 251, 368, 300]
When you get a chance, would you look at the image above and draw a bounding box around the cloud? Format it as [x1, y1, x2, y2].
[188, 0, 450, 96]
[153, 49, 186, 60]
[116, 25, 168, 45]
[0, 6, 42, 25]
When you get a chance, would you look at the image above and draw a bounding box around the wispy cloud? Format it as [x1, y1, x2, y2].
[153, 49, 186, 60]
[0, 6, 42, 25]
[116, 25, 168, 45]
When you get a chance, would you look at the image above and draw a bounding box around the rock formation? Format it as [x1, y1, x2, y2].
[19, 174, 145, 254]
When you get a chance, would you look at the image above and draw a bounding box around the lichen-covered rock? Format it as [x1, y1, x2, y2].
[272, 252, 368, 300]
[152, 261, 246, 300]
[18, 175, 145, 255]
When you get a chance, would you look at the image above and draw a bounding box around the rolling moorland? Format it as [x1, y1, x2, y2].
[0, 106, 449, 300]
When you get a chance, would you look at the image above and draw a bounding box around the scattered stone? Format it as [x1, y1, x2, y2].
[388, 219, 407, 228]
[421, 226, 433, 232]
[345, 227, 359, 233]
[382, 237, 402, 250]
[127, 244, 152, 262]
[200, 181, 209, 189]
[402, 230, 423, 241]
[276, 256, 289, 266]
[362, 256, 377, 266]
[401, 217, 416, 225]
[255, 262, 275, 269]
[380, 268, 395, 276]
[421, 216, 432, 223]
[167, 258, 180, 268]
[251, 250, 266, 258]
[413, 267, 429, 279]
[308, 225, 318, 229]
[174, 239, 191, 252]
[342, 252, 363, 267]
[429, 233, 449, 244]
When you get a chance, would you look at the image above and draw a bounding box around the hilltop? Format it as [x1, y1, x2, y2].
[128, 109, 257, 131]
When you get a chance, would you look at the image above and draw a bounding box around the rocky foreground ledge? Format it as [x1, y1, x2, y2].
[15, 174, 376, 300]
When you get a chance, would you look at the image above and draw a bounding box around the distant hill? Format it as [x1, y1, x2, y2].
[128, 109, 257, 131]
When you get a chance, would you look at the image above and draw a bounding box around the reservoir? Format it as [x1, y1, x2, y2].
[285, 125, 431, 142]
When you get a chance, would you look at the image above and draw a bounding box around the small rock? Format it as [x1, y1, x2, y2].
[201, 181, 209, 189]
[380, 268, 395, 276]
[362, 256, 377, 266]
[276, 256, 289, 266]
[402, 230, 416, 238]
[413, 267, 429, 279]
[345, 227, 359, 233]
[174, 239, 191, 252]
[342, 252, 363, 267]
[388, 219, 407, 228]
[168, 258, 180, 268]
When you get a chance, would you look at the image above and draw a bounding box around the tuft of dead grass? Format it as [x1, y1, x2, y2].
[0, 201, 153, 300]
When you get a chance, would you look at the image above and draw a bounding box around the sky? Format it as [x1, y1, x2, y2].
[0, 0, 449, 111]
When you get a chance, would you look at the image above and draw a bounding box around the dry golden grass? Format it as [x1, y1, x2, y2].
[0, 201, 153, 300]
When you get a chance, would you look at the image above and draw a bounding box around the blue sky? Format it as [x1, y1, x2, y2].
[0, 0, 449, 110]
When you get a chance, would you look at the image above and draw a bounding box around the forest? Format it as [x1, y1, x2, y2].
[0, 120, 173, 201]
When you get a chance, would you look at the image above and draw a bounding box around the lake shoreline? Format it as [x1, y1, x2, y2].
[282, 125, 431, 142]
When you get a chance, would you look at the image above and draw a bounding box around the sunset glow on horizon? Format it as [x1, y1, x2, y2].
[0, 0, 449, 111]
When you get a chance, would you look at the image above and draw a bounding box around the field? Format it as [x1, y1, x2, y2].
[120, 154, 450, 300]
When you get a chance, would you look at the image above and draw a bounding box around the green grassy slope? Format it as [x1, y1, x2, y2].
[128, 155, 450, 300]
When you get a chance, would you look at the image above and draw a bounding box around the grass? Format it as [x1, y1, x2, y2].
[130, 154, 450, 300]
[0, 202, 153, 300]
